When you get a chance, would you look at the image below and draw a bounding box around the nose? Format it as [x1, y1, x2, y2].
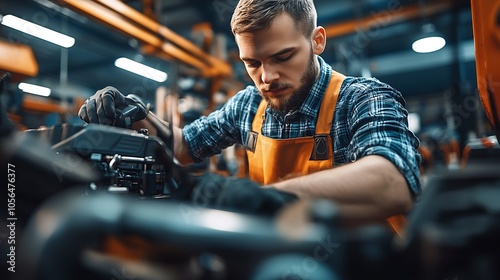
[261, 64, 279, 84]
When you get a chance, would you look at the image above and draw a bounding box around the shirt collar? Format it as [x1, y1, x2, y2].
[298, 56, 332, 119]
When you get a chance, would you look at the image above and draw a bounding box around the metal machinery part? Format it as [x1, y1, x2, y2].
[23, 123, 182, 198]
[471, 0, 500, 141]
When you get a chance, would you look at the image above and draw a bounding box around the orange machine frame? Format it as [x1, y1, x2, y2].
[471, 0, 500, 140]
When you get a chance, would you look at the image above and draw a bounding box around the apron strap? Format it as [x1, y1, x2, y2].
[315, 70, 345, 134]
[252, 98, 268, 133]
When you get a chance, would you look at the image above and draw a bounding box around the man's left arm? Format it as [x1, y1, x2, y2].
[271, 155, 412, 222]
[271, 80, 421, 222]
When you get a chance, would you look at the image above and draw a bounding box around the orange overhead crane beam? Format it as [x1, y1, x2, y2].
[95, 0, 226, 73]
[58, 0, 231, 78]
[325, 0, 453, 38]
[0, 40, 38, 81]
[22, 96, 68, 114]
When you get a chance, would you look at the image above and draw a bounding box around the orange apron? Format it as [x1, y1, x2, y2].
[245, 70, 407, 236]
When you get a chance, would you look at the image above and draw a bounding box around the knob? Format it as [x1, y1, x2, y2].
[138, 128, 149, 135]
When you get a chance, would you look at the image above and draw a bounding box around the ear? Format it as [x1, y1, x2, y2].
[311, 26, 326, 55]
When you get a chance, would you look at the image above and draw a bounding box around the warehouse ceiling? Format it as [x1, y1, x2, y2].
[0, 0, 475, 104]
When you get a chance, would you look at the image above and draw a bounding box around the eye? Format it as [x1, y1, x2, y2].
[245, 60, 261, 68]
[274, 53, 292, 62]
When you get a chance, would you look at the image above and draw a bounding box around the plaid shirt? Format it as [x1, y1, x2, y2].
[183, 56, 422, 194]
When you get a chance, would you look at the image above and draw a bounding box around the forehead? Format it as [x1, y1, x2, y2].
[235, 13, 307, 58]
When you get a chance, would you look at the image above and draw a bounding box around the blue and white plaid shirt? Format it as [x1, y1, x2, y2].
[183, 56, 422, 194]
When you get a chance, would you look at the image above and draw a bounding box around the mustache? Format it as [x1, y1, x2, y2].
[261, 82, 292, 92]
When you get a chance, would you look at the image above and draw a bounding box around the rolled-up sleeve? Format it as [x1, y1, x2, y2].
[182, 110, 237, 162]
[182, 86, 261, 162]
[346, 79, 422, 195]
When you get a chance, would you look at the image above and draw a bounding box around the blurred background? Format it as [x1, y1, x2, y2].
[0, 0, 494, 173]
[2, 2, 500, 280]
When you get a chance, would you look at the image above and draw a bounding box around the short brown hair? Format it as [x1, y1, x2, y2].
[231, 0, 317, 38]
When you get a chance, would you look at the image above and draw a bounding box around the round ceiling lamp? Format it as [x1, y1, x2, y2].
[412, 23, 446, 53]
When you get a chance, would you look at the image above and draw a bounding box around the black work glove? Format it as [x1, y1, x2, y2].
[191, 173, 298, 216]
[78, 86, 148, 128]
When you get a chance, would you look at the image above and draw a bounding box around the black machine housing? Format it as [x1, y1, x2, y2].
[24, 123, 182, 197]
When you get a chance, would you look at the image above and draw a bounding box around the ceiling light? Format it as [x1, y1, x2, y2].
[412, 23, 446, 53]
[1, 14, 75, 48]
[114, 57, 168, 83]
[412, 36, 446, 53]
[19, 82, 51, 97]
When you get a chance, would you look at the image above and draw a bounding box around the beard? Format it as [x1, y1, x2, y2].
[260, 50, 318, 113]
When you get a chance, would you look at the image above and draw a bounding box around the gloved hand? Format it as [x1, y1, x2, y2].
[191, 173, 298, 216]
[78, 86, 148, 128]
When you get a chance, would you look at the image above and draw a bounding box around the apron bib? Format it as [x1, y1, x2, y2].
[245, 71, 406, 236]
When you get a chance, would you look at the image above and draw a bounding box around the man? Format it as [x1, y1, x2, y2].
[79, 0, 421, 228]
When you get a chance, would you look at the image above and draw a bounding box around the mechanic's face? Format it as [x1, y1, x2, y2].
[235, 12, 326, 113]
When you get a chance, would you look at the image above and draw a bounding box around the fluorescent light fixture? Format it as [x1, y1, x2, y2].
[19, 82, 51, 97]
[1, 14, 75, 48]
[412, 36, 446, 53]
[115, 57, 167, 82]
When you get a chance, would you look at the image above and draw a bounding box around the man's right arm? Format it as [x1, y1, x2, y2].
[78, 86, 251, 166]
[78, 86, 195, 165]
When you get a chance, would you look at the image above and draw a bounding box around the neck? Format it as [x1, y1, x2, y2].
[313, 55, 321, 82]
